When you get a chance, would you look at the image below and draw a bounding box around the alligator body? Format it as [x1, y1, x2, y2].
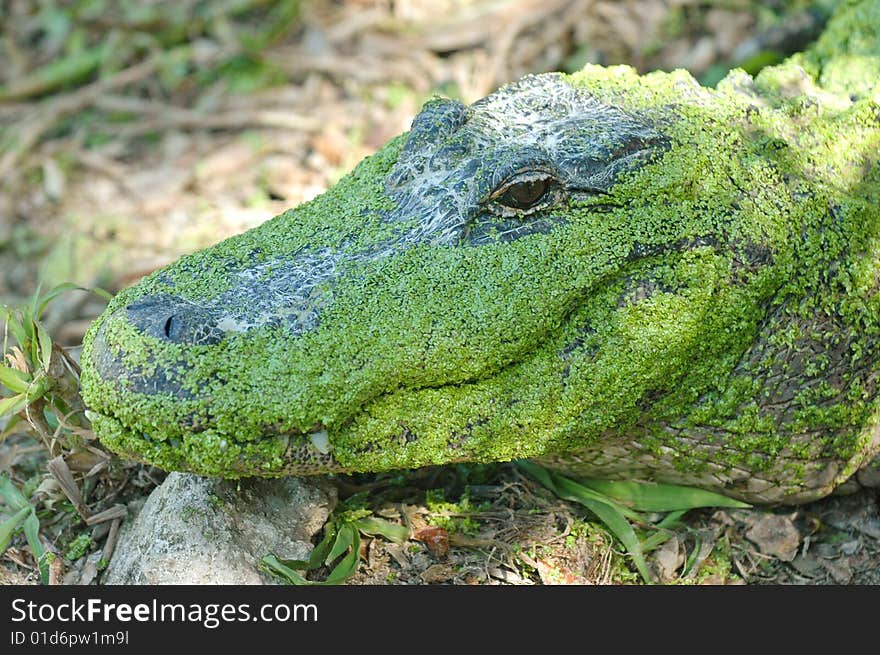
[81, 1, 880, 503]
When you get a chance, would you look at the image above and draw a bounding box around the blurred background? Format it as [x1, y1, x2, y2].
[0, 0, 832, 345]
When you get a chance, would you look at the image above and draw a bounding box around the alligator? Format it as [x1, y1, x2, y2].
[81, 0, 880, 504]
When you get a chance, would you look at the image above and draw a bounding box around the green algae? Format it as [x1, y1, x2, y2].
[80, 0, 880, 503]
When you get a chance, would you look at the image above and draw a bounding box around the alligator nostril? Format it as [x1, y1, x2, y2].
[125, 294, 223, 345]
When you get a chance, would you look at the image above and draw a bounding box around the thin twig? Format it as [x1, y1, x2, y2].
[85, 504, 127, 526]
[100, 517, 122, 565]
[0, 54, 162, 179]
[93, 94, 321, 134]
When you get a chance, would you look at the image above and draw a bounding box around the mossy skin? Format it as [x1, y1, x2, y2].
[81, 0, 880, 503]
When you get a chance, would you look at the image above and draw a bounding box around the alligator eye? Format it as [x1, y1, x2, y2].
[489, 171, 563, 216]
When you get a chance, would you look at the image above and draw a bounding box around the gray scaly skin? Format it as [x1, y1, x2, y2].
[81, 0, 880, 504]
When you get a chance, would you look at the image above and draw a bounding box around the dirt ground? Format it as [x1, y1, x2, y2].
[1, 0, 877, 585]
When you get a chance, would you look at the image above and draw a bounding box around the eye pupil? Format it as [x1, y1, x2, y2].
[489, 171, 562, 215]
[509, 179, 549, 206]
[501, 177, 552, 210]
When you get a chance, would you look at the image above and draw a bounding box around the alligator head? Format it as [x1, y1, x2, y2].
[81, 57, 880, 502]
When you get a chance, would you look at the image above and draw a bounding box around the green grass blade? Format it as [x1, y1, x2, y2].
[682, 534, 703, 577]
[0, 393, 28, 418]
[21, 314, 38, 364]
[307, 523, 336, 570]
[574, 478, 751, 511]
[266, 556, 311, 571]
[574, 492, 653, 583]
[324, 529, 360, 585]
[519, 460, 644, 520]
[518, 461, 642, 519]
[517, 462, 751, 582]
[263, 521, 339, 575]
[0, 367, 30, 394]
[325, 522, 356, 565]
[550, 474, 645, 522]
[0, 506, 31, 553]
[641, 509, 689, 551]
[516, 460, 556, 489]
[260, 554, 311, 585]
[655, 508, 688, 530]
[1, 308, 7, 355]
[0, 414, 23, 440]
[355, 516, 410, 544]
[35, 321, 53, 370]
[517, 462, 652, 582]
[89, 287, 114, 302]
[23, 511, 48, 584]
[641, 530, 674, 553]
[34, 283, 84, 318]
[262, 526, 361, 586]
[0, 473, 29, 509]
[1, 307, 28, 351]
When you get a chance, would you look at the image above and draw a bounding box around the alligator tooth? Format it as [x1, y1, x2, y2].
[309, 429, 331, 454]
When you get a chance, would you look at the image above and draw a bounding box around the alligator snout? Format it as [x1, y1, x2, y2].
[87, 295, 226, 396]
[125, 295, 224, 346]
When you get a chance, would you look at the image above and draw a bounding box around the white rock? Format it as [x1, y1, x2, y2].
[103, 472, 336, 584]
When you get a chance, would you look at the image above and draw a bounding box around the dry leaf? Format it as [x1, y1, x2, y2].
[745, 514, 800, 562]
[412, 525, 449, 557]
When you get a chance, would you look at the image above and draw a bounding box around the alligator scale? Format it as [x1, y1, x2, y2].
[82, 1, 880, 503]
